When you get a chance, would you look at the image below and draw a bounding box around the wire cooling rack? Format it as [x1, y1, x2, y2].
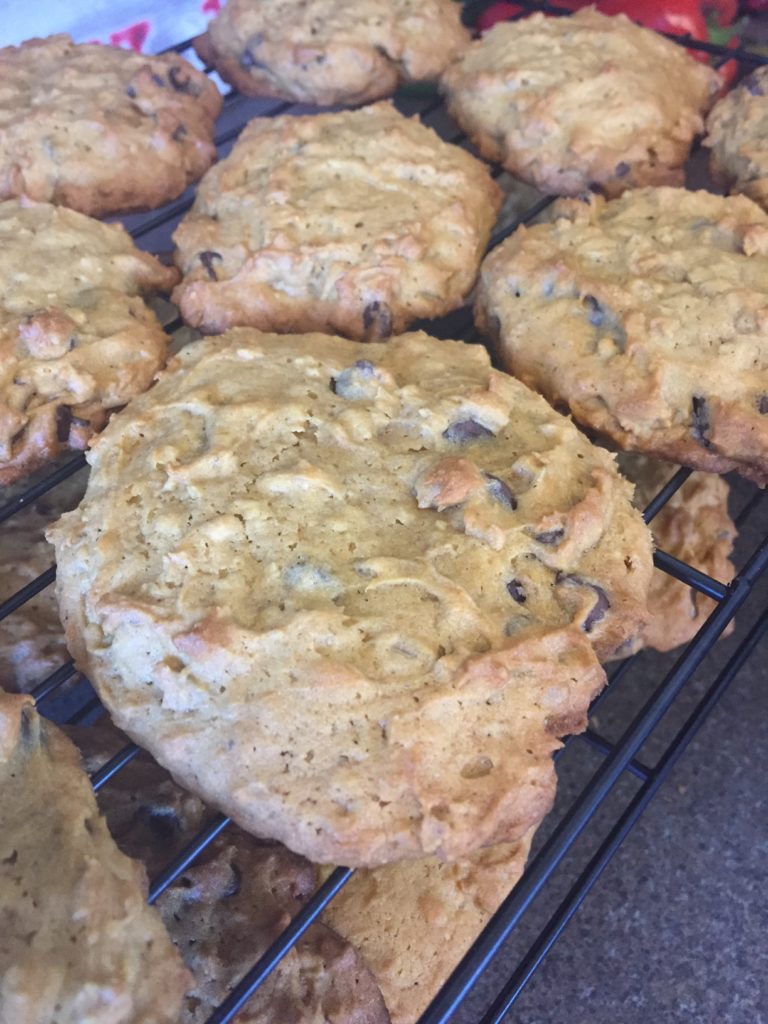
[1, 4, 767, 1022]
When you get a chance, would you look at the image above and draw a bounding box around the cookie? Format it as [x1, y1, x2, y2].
[323, 830, 534, 1024]
[0, 199, 179, 485]
[0, 34, 222, 217]
[71, 722, 389, 1024]
[441, 10, 720, 197]
[0, 467, 86, 691]
[49, 329, 652, 867]
[172, 103, 501, 341]
[615, 453, 736, 656]
[194, 0, 469, 106]
[476, 187, 768, 485]
[0, 694, 190, 1023]
[706, 66, 768, 211]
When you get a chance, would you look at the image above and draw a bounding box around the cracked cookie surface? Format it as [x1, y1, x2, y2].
[195, 0, 469, 106]
[0, 199, 178, 484]
[0, 34, 222, 217]
[441, 10, 719, 197]
[0, 694, 189, 1024]
[49, 330, 651, 867]
[476, 187, 768, 485]
[172, 103, 501, 341]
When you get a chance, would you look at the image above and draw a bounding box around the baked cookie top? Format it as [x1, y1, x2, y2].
[49, 330, 651, 867]
[476, 187, 768, 485]
[615, 454, 736, 657]
[323, 830, 533, 1024]
[0, 694, 190, 1023]
[0, 199, 178, 485]
[172, 103, 502, 340]
[195, 0, 470, 106]
[441, 10, 720, 197]
[72, 722, 389, 1024]
[0, 467, 86, 692]
[0, 34, 222, 217]
[706, 66, 768, 210]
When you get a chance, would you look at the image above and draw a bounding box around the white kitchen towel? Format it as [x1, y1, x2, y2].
[0, 0, 220, 53]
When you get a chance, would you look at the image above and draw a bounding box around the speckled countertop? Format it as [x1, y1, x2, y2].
[455, 473, 768, 1024]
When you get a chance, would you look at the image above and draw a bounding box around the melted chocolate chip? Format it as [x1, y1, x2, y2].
[55, 405, 72, 443]
[172, 124, 188, 142]
[125, 84, 137, 99]
[615, 161, 630, 178]
[532, 527, 564, 545]
[744, 72, 765, 96]
[150, 72, 166, 88]
[198, 250, 223, 280]
[582, 294, 627, 351]
[583, 295, 604, 326]
[506, 579, 527, 603]
[485, 473, 517, 510]
[330, 360, 378, 397]
[362, 300, 393, 340]
[241, 33, 268, 69]
[223, 863, 242, 898]
[557, 574, 610, 632]
[168, 65, 199, 95]
[442, 419, 495, 444]
[691, 395, 711, 448]
[136, 804, 182, 840]
[758, 395, 768, 415]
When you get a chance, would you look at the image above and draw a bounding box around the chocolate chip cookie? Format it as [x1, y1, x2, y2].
[0, 695, 190, 1023]
[441, 10, 719, 197]
[0, 199, 178, 484]
[72, 722, 389, 1024]
[706, 66, 768, 211]
[49, 329, 652, 868]
[615, 453, 736, 656]
[195, 0, 469, 106]
[172, 103, 502, 340]
[0, 34, 222, 217]
[324, 830, 534, 1024]
[476, 187, 768, 485]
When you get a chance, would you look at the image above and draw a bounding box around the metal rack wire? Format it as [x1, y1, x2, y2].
[1, 5, 767, 1023]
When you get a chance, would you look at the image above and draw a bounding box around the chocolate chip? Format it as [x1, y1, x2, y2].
[151, 72, 166, 88]
[172, 124, 188, 142]
[241, 32, 268, 70]
[557, 574, 610, 632]
[758, 395, 768, 415]
[583, 295, 604, 326]
[485, 473, 517, 510]
[506, 579, 527, 603]
[691, 395, 711, 448]
[582, 294, 627, 351]
[55, 405, 72, 443]
[615, 161, 630, 178]
[125, 84, 137, 98]
[168, 65, 199, 95]
[442, 419, 495, 444]
[744, 72, 765, 96]
[198, 250, 223, 280]
[330, 360, 379, 398]
[136, 804, 182, 840]
[532, 527, 564, 545]
[362, 301, 393, 340]
[223, 863, 242, 898]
